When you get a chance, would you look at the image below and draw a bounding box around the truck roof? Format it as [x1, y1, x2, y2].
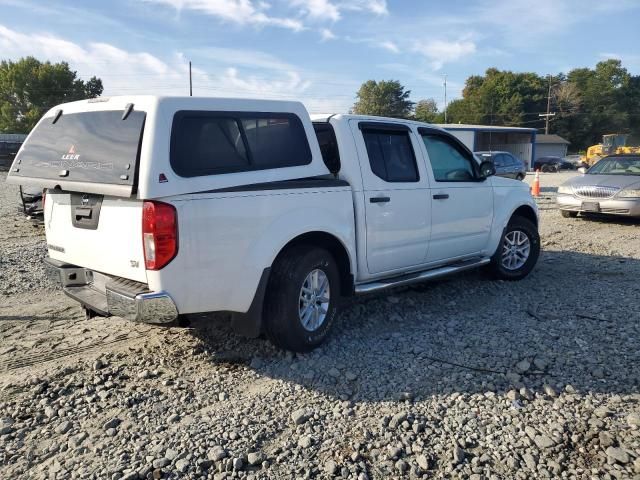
[42, 95, 309, 118]
[309, 113, 445, 131]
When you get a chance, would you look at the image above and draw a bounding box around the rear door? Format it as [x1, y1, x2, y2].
[350, 120, 431, 275]
[419, 128, 494, 264]
[8, 107, 148, 282]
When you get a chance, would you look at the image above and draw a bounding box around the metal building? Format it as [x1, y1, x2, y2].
[534, 134, 570, 160]
[438, 124, 537, 170]
[0, 133, 27, 168]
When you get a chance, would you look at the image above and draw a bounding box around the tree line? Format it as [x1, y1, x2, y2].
[2, 56, 639, 152]
[353, 59, 640, 151]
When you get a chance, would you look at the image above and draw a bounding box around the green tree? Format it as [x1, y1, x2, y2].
[0, 56, 103, 133]
[414, 98, 441, 123]
[352, 80, 413, 118]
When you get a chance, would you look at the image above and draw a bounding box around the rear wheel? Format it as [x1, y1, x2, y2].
[516, 174, 525, 181]
[488, 216, 540, 280]
[264, 246, 341, 352]
[560, 210, 578, 218]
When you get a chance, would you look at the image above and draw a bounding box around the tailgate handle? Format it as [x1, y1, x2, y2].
[75, 207, 92, 219]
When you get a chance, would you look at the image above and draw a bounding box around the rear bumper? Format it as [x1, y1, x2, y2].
[557, 194, 640, 216]
[45, 258, 178, 324]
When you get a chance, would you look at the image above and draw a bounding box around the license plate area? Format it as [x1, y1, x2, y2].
[582, 201, 600, 212]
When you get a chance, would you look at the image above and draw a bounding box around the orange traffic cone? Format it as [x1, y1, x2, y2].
[531, 170, 540, 197]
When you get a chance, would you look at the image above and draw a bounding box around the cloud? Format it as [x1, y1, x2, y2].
[320, 28, 336, 41]
[344, 35, 399, 54]
[380, 41, 399, 54]
[290, 0, 340, 21]
[0, 23, 356, 114]
[188, 46, 295, 71]
[143, 0, 304, 31]
[287, 0, 388, 22]
[414, 39, 476, 70]
[341, 0, 388, 15]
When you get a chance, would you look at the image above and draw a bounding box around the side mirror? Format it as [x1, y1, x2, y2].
[577, 167, 587, 174]
[479, 160, 496, 178]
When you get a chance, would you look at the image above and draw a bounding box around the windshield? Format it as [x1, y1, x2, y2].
[588, 157, 640, 175]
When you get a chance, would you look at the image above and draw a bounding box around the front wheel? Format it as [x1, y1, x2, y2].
[264, 246, 341, 352]
[516, 174, 525, 181]
[488, 216, 540, 280]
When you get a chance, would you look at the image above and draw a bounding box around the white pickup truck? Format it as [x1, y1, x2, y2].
[7, 96, 539, 351]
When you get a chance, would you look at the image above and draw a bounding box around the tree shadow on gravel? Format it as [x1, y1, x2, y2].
[188, 249, 640, 402]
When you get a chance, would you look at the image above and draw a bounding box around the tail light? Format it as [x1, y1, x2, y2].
[142, 201, 178, 270]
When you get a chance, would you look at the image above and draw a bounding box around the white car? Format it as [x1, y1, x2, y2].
[7, 96, 540, 351]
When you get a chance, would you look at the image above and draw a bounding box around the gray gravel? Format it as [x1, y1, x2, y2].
[1, 171, 639, 479]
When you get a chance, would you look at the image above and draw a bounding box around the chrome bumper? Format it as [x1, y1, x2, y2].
[44, 258, 178, 324]
[557, 194, 640, 216]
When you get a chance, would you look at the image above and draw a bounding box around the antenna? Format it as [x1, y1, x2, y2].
[443, 74, 448, 123]
[189, 61, 193, 97]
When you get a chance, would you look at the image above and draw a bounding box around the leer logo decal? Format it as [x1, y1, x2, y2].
[61, 144, 80, 161]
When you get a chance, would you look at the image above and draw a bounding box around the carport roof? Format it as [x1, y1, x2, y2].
[535, 134, 570, 144]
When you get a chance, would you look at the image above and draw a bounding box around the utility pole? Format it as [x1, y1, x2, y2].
[189, 61, 193, 97]
[443, 74, 448, 123]
[539, 75, 555, 134]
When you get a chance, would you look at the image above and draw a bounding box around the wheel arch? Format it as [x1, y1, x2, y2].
[274, 231, 355, 297]
[511, 204, 538, 227]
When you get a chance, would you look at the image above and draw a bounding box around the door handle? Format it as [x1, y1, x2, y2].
[370, 196, 390, 203]
[433, 194, 449, 200]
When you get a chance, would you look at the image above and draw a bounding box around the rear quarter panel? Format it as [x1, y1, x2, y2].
[146, 187, 356, 314]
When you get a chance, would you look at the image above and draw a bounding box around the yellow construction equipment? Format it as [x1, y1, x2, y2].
[582, 134, 640, 166]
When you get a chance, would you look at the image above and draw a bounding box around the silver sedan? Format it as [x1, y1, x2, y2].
[557, 155, 640, 218]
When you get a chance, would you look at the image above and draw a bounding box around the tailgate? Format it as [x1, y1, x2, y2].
[45, 191, 147, 283]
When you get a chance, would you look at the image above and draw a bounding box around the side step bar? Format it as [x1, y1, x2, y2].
[355, 258, 490, 294]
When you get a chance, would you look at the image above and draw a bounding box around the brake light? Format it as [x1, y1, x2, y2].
[142, 201, 178, 270]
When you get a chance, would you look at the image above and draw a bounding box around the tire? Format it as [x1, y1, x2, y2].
[540, 164, 551, 173]
[487, 216, 540, 281]
[560, 210, 578, 218]
[263, 246, 341, 352]
[516, 174, 525, 181]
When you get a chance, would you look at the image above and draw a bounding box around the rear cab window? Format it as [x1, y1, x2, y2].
[360, 126, 419, 183]
[312, 122, 341, 174]
[170, 111, 312, 177]
[11, 110, 145, 189]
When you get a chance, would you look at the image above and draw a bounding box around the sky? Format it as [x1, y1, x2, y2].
[1, 0, 640, 114]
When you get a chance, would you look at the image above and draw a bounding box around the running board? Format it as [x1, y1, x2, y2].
[354, 258, 491, 294]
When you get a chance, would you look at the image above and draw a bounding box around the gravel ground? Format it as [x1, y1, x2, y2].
[1, 171, 639, 479]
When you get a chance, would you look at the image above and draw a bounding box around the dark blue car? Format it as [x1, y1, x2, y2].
[475, 151, 527, 181]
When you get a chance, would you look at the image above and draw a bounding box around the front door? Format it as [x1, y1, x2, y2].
[419, 129, 494, 263]
[351, 121, 431, 275]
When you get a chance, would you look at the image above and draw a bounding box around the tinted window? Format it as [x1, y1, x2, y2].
[493, 154, 506, 167]
[11, 110, 145, 186]
[504, 154, 518, 166]
[422, 134, 476, 182]
[362, 130, 418, 182]
[312, 123, 341, 173]
[171, 112, 312, 177]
